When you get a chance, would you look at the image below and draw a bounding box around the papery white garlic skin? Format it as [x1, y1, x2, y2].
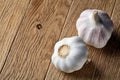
[76, 9, 113, 48]
[52, 36, 88, 73]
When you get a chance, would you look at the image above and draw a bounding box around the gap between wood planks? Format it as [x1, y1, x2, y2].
[44, 0, 74, 79]
[0, 0, 32, 74]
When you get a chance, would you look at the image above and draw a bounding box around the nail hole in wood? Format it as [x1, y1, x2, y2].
[36, 24, 42, 30]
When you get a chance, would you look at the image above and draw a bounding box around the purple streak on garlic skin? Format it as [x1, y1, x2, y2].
[76, 9, 113, 48]
[98, 11, 113, 31]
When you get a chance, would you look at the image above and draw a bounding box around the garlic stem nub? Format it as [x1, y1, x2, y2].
[58, 45, 70, 58]
[93, 10, 99, 24]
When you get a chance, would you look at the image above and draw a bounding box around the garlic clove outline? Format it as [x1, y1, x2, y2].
[76, 9, 113, 48]
[52, 36, 89, 73]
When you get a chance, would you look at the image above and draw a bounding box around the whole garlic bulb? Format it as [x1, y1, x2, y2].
[76, 9, 113, 48]
[52, 36, 88, 73]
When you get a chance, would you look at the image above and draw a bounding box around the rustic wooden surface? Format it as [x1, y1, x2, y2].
[0, 0, 119, 80]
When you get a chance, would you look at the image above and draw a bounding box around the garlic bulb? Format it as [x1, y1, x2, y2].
[52, 36, 88, 73]
[76, 9, 113, 48]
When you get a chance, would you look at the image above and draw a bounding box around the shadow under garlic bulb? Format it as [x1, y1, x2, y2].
[76, 9, 113, 48]
[52, 36, 88, 73]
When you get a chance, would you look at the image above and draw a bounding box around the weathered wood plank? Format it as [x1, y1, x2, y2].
[0, 0, 73, 79]
[0, 0, 30, 72]
[45, 0, 116, 80]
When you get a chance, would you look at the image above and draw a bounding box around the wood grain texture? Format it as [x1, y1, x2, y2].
[0, 0, 73, 79]
[0, 0, 120, 80]
[0, 0, 30, 72]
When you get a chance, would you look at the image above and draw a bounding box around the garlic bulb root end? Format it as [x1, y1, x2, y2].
[58, 45, 70, 58]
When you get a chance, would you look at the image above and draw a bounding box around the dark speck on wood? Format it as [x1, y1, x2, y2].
[36, 24, 42, 30]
